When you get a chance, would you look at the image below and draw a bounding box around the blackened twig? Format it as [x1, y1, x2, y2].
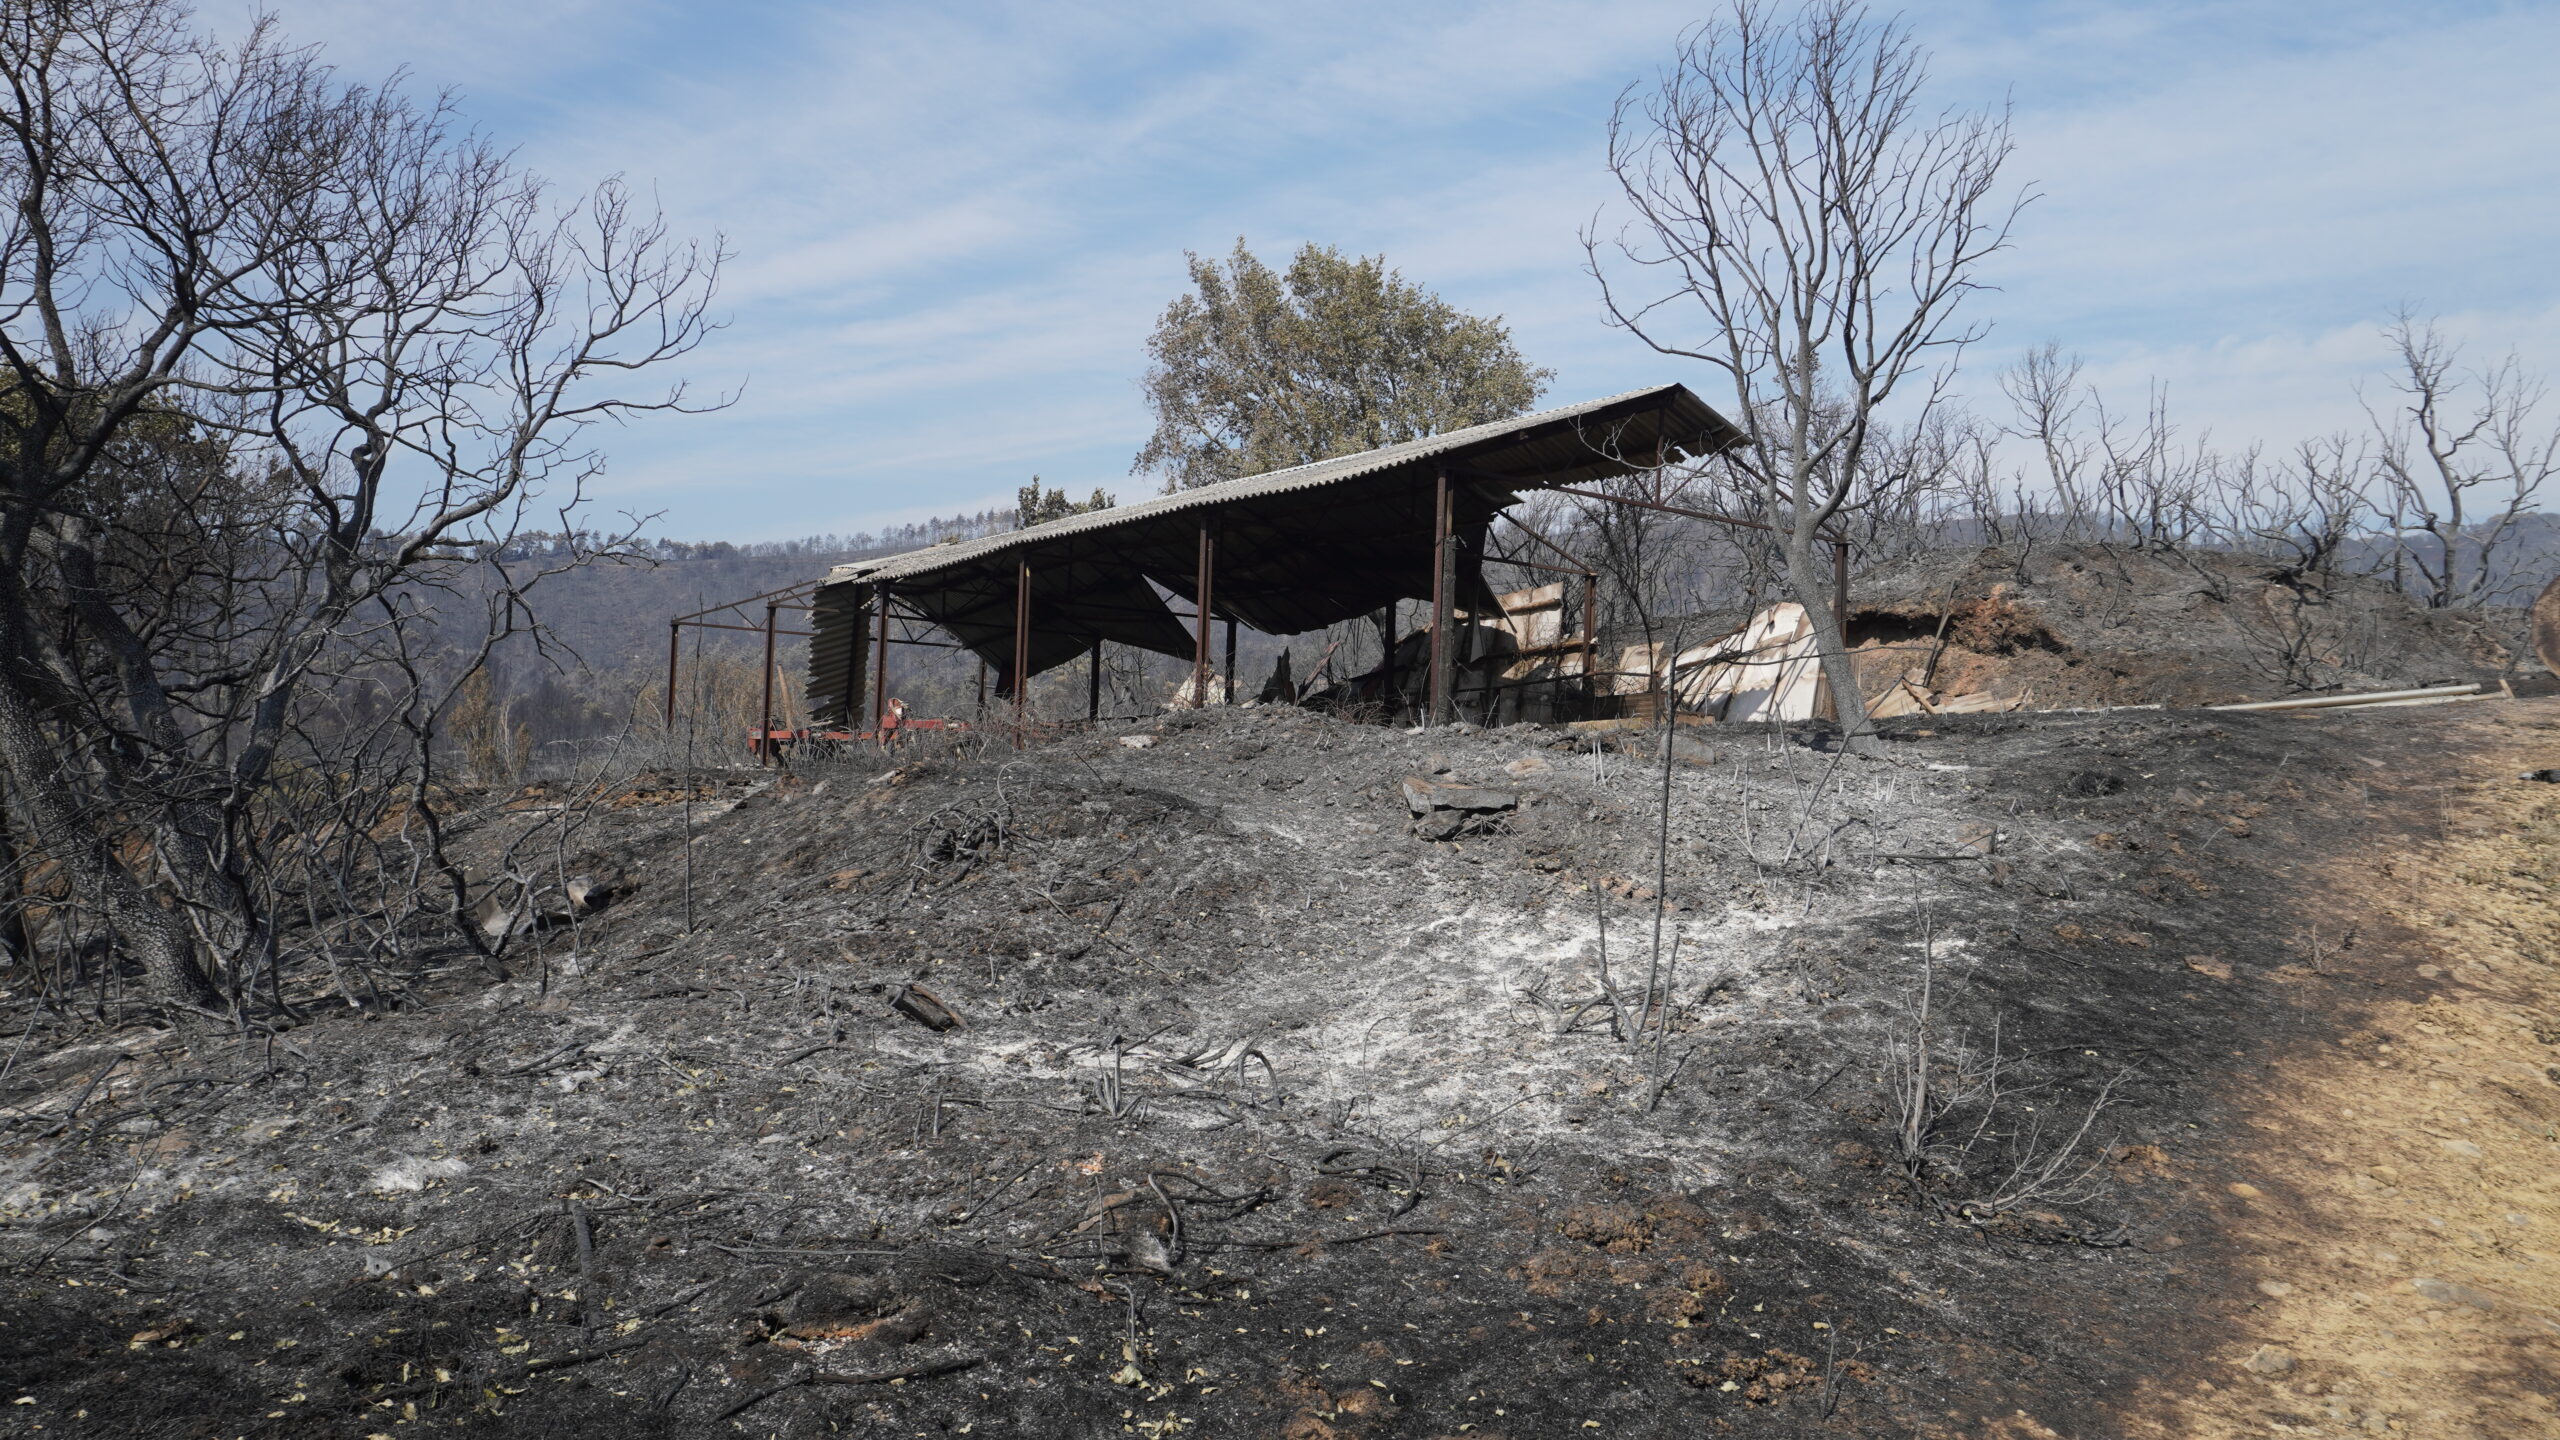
[35, 1056, 121, 1139]
[344, 1337, 647, 1411]
[712, 1351, 984, 1422]
[569, 1202, 600, 1337]
[641, 1278, 719, 1320]
[652, 1362, 694, 1411]
[1803, 1061, 1851, 1101]
[495, 1040, 587, 1077]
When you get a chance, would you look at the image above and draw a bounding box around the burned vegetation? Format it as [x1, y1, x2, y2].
[1, 692, 2506, 1439]
[6, 3, 2558, 1436]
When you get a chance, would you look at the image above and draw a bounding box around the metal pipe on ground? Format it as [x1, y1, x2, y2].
[2314, 692, 2496, 712]
[2212, 683, 2481, 713]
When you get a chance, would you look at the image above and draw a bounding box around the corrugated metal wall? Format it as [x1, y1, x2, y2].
[806, 583, 869, 725]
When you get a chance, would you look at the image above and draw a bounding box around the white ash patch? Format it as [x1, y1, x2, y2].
[1275, 904, 1631, 1143]
[367, 1155, 469, 1193]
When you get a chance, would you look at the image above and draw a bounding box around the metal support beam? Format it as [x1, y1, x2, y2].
[841, 591, 866, 728]
[1223, 617, 1237, 706]
[1550, 481, 1847, 548]
[1549, 483, 1779, 536]
[1428, 470, 1456, 727]
[1087, 639, 1102, 720]
[1499, 511, 1590, 571]
[1193, 523, 1215, 708]
[1012, 554, 1032, 736]
[1456, 521, 1482, 718]
[1492, 557, 1590, 578]
[676, 620, 817, 639]
[870, 582, 891, 737]
[759, 602, 779, 767]
[669, 577, 827, 625]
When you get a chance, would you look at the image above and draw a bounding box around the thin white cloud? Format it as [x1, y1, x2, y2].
[252, 0, 2560, 541]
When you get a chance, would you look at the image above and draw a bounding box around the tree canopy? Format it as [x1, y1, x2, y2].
[1134, 241, 1551, 490]
[1017, 478, 1116, 528]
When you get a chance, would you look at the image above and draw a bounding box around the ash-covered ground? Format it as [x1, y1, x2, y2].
[4, 699, 2549, 1438]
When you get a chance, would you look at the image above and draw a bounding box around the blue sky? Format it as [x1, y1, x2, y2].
[263, 0, 2560, 542]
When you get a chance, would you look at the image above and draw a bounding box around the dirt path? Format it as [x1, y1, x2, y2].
[2133, 701, 2560, 1439]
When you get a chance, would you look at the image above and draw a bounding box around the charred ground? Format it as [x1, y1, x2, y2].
[3, 698, 2554, 1438]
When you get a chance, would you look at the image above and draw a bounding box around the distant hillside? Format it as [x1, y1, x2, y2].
[474, 514, 1015, 758]
[477, 508, 2560, 768]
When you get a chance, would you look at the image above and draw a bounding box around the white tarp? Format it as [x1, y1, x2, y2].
[1608, 603, 1829, 722]
[1679, 602, 1826, 722]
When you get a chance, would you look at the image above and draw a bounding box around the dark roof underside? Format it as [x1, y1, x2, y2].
[807, 383, 1738, 717]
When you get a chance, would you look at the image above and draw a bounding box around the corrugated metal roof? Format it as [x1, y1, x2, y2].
[823, 383, 1736, 591]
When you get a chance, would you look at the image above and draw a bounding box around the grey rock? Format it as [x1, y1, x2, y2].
[2411, 1277, 2497, 1310]
[1398, 776, 1518, 815]
[2241, 1345, 2295, 1374]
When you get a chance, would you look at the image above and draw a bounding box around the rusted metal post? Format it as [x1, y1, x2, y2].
[1193, 523, 1215, 708]
[1012, 554, 1032, 737]
[1455, 524, 1482, 722]
[1428, 471, 1455, 727]
[1223, 617, 1237, 706]
[976, 660, 987, 716]
[870, 582, 891, 741]
[759, 601, 779, 766]
[664, 622, 680, 729]
[1087, 638, 1102, 720]
[1426, 481, 1445, 726]
[842, 591, 865, 729]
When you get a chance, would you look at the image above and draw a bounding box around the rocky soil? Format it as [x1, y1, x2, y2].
[3, 696, 2556, 1438]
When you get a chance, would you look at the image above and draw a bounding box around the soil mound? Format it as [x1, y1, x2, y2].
[3, 700, 2547, 1436]
[1846, 544, 2515, 709]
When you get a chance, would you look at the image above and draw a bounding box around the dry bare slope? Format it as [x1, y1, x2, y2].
[2131, 702, 2560, 1440]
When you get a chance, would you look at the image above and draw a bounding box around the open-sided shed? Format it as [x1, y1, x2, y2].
[802, 383, 1745, 729]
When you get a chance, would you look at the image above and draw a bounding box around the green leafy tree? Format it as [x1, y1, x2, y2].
[1135, 241, 1552, 490]
[1016, 478, 1116, 528]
